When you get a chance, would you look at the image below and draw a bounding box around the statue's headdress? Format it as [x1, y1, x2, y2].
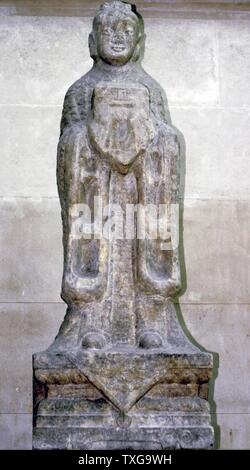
[98, 1, 137, 16]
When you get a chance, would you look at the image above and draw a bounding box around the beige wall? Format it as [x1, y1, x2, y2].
[0, 0, 250, 449]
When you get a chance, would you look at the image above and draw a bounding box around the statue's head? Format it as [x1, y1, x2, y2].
[89, 1, 145, 66]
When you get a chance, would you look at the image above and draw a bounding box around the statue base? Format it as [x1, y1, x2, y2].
[33, 346, 214, 450]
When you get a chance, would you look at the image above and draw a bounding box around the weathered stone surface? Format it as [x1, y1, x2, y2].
[34, 426, 213, 450]
[33, 0, 215, 450]
[34, 346, 212, 412]
[33, 349, 214, 449]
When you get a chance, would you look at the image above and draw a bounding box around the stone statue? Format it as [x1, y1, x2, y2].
[53, 0, 181, 351]
[33, 1, 215, 450]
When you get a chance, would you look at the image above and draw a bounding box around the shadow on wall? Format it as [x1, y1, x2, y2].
[164, 88, 220, 449]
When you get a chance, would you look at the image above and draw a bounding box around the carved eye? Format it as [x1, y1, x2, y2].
[102, 27, 112, 36]
[125, 29, 133, 36]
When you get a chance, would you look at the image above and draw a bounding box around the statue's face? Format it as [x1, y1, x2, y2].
[96, 14, 139, 66]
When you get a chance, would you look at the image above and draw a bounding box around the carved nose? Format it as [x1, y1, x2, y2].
[114, 31, 124, 41]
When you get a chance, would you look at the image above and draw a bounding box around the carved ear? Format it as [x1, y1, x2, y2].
[132, 33, 146, 63]
[88, 32, 98, 61]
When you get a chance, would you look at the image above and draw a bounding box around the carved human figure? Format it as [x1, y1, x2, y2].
[52, 0, 181, 351]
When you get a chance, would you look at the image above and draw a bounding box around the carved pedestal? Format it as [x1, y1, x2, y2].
[33, 305, 214, 450]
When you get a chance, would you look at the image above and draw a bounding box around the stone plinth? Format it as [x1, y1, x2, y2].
[33, 342, 214, 450]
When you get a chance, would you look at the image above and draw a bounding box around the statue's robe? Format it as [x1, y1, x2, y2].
[56, 61, 181, 346]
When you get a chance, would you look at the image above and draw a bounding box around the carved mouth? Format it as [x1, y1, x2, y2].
[111, 44, 125, 52]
